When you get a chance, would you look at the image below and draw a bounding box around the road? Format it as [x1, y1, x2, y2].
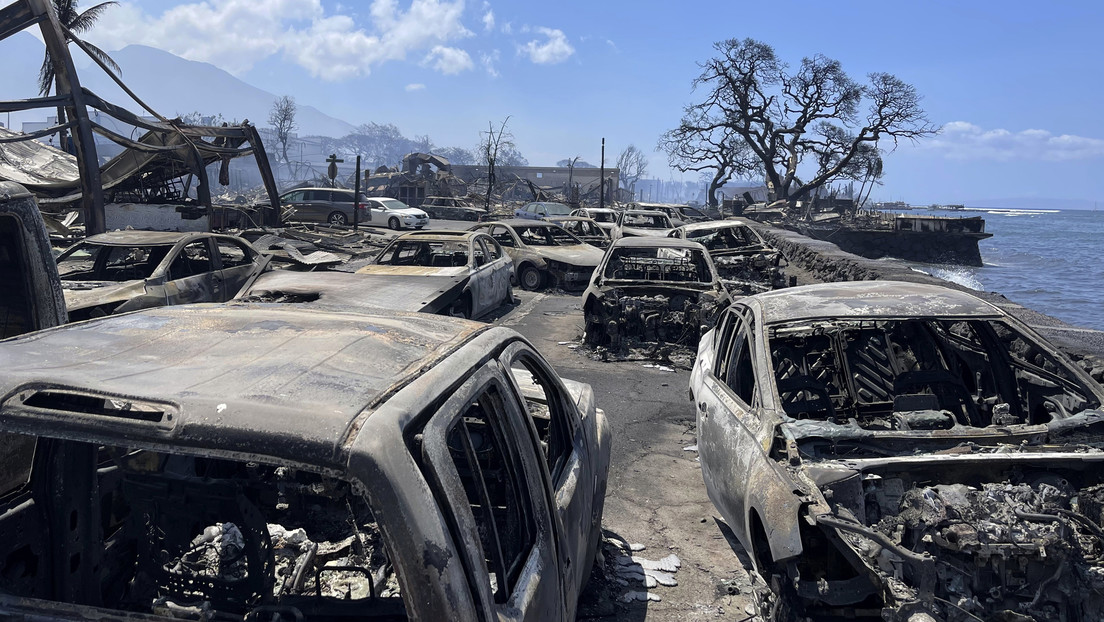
[492, 290, 758, 621]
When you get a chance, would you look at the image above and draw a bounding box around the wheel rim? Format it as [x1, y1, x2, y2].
[389, 217, 399, 230]
[329, 213, 346, 225]
[521, 268, 541, 290]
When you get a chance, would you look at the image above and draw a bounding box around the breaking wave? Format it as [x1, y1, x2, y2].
[911, 266, 984, 291]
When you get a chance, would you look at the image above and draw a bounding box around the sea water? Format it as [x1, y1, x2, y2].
[902, 208, 1104, 331]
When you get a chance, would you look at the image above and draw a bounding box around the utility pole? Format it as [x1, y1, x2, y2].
[599, 138, 605, 209]
[353, 155, 361, 232]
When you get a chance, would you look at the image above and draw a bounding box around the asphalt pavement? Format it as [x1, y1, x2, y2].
[493, 291, 758, 621]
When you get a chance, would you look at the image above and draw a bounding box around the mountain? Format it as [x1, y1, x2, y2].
[0, 33, 355, 138]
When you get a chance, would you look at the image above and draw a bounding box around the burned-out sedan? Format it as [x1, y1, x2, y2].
[0, 303, 611, 621]
[543, 215, 611, 248]
[470, 219, 605, 291]
[690, 281, 1104, 621]
[669, 219, 788, 293]
[56, 231, 266, 321]
[610, 209, 675, 241]
[582, 237, 732, 349]
[353, 230, 513, 319]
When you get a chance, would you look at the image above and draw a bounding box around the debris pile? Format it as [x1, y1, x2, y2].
[857, 479, 1104, 619]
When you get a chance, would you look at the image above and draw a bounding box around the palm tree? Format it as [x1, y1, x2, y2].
[37, 0, 120, 152]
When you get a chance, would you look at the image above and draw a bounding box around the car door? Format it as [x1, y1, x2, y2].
[418, 362, 563, 621]
[696, 305, 762, 532]
[481, 237, 511, 304]
[161, 238, 222, 304]
[467, 236, 494, 317]
[280, 190, 306, 222]
[213, 237, 262, 300]
[500, 342, 596, 607]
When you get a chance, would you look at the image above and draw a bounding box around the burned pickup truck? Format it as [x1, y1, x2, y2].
[0, 303, 610, 621]
[669, 219, 788, 294]
[690, 281, 1104, 621]
[583, 237, 732, 350]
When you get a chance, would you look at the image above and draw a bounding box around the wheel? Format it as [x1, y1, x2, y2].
[504, 283, 515, 305]
[388, 217, 401, 230]
[448, 293, 473, 319]
[519, 265, 544, 291]
[327, 211, 348, 226]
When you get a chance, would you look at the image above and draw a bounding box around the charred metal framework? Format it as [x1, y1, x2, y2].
[0, 0, 281, 233]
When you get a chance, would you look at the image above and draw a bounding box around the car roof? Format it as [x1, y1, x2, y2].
[609, 236, 706, 250]
[622, 209, 667, 217]
[82, 231, 205, 245]
[677, 221, 752, 234]
[750, 281, 1003, 324]
[285, 187, 355, 193]
[543, 216, 592, 222]
[0, 304, 486, 467]
[392, 229, 479, 242]
[483, 218, 560, 228]
[525, 201, 568, 207]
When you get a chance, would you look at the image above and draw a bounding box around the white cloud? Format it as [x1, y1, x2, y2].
[501, 21, 512, 34]
[923, 121, 1104, 161]
[405, 83, 426, 91]
[480, 50, 500, 78]
[482, 6, 495, 31]
[423, 46, 473, 74]
[88, 0, 473, 80]
[519, 27, 574, 65]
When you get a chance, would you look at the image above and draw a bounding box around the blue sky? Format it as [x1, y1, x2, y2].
[65, 1, 1104, 206]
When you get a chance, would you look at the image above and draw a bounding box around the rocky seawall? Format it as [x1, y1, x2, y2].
[752, 223, 1104, 381]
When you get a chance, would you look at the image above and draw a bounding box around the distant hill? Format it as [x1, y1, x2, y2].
[1, 34, 355, 138]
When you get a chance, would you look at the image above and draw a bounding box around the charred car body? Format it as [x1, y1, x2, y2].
[542, 215, 610, 248]
[0, 303, 611, 621]
[56, 231, 266, 321]
[351, 230, 513, 319]
[669, 219, 788, 294]
[583, 237, 732, 350]
[611, 209, 676, 241]
[690, 281, 1104, 621]
[470, 219, 605, 292]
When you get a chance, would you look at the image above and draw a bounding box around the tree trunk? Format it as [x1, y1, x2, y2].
[56, 105, 68, 153]
[707, 174, 724, 208]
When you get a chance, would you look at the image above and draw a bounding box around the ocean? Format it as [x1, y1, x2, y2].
[901, 208, 1104, 331]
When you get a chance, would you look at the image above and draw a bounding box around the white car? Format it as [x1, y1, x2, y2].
[363, 197, 430, 230]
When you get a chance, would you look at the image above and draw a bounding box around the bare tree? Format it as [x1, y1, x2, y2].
[661, 38, 938, 206]
[659, 109, 757, 208]
[616, 144, 649, 199]
[478, 117, 518, 210]
[268, 95, 297, 176]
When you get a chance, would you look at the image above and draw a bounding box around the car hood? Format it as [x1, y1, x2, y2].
[622, 227, 673, 237]
[533, 245, 605, 267]
[356, 265, 468, 278]
[61, 280, 145, 311]
[390, 207, 428, 218]
[587, 282, 718, 299]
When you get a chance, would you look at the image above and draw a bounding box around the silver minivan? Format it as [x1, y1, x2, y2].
[279, 187, 365, 226]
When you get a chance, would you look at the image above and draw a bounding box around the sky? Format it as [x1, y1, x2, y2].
[30, 0, 1104, 206]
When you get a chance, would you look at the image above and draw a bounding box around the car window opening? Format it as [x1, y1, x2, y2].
[377, 240, 469, 268]
[445, 387, 536, 603]
[509, 357, 572, 481]
[766, 318, 1098, 432]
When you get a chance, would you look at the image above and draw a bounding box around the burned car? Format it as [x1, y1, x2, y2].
[352, 230, 513, 319]
[583, 237, 732, 349]
[690, 281, 1104, 621]
[470, 219, 605, 291]
[543, 215, 611, 248]
[56, 231, 266, 321]
[0, 181, 67, 338]
[669, 219, 788, 293]
[0, 303, 611, 621]
[570, 207, 620, 233]
[611, 209, 675, 241]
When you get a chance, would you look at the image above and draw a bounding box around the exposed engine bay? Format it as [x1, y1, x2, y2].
[584, 287, 726, 350]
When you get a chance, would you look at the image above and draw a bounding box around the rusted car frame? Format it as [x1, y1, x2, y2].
[469, 219, 605, 292]
[610, 209, 675, 241]
[56, 230, 266, 321]
[582, 237, 732, 349]
[0, 303, 610, 621]
[690, 281, 1104, 620]
[0, 181, 67, 337]
[542, 215, 610, 248]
